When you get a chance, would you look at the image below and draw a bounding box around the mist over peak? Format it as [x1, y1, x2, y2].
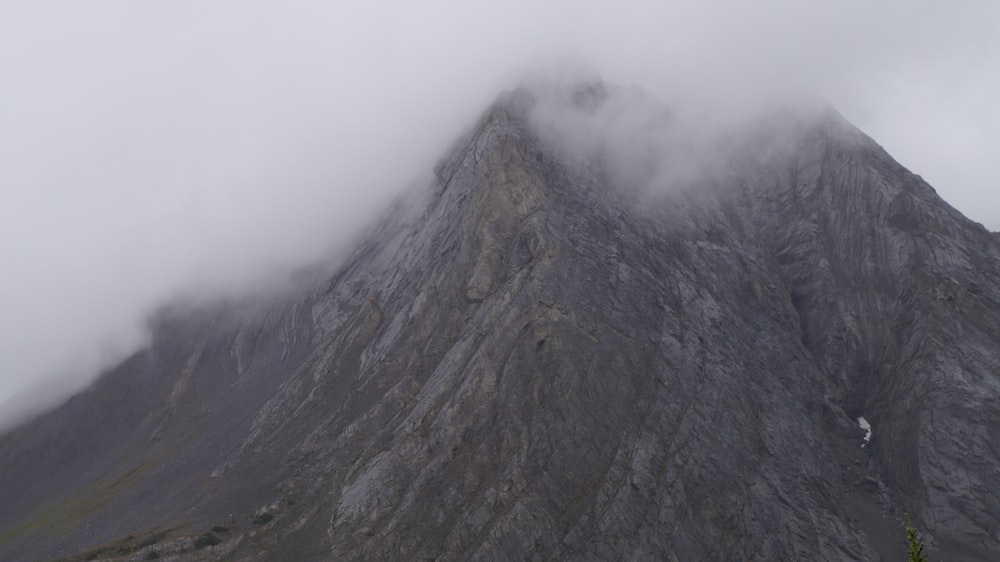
[516, 76, 865, 201]
[1, 0, 997, 430]
[1, 28, 998, 558]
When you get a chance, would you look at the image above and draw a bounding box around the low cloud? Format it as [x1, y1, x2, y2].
[0, 0, 997, 428]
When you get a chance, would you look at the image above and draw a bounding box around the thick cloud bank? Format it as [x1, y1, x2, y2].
[0, 1, 997, 428]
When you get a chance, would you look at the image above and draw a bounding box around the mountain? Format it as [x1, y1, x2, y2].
[2, 83, 999, 562]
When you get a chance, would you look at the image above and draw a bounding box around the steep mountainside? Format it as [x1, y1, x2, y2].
[1, 86, 998, 562]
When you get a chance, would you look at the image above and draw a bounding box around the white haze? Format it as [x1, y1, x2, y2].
[525, 80, 836, 195]
[0, 1, 998, 428]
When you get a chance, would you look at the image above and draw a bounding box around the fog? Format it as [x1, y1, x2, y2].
[1, 1, 998, 427]
[525, 78, 840, 199]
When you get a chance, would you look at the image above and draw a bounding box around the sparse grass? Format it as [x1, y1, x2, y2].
[194, 532, 222, 549]
[0, 452, 166, 548]
[210, 525, 231, 533]
[136, 532, 166, 549]
[57, 527, 174, 562]
[252, 513, 274, 525]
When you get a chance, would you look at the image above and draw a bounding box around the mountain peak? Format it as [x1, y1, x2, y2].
[2, 85, 999, 562]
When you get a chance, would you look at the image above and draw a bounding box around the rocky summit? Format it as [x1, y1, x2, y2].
[1, 84, 998, 562]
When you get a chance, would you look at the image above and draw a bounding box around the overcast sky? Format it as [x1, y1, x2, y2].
[1, 1, 997, 424]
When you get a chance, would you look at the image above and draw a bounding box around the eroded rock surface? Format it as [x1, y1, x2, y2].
[1, 87, 998, 562]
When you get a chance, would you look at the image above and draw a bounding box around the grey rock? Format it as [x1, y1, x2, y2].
[1, 86, 998, 562]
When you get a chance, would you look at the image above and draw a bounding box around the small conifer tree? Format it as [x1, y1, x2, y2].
[904, 513, 929, 562]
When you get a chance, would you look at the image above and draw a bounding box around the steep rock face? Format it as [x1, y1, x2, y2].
[0, 88, 998, 562]
[732, 115, 1000, 559]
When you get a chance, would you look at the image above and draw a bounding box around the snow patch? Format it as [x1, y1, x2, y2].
[857, 416, 872, 446]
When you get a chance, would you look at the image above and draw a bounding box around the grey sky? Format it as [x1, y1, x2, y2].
[1, 1, 997, 422]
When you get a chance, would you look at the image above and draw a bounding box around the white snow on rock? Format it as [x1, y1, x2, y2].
[857, 416, 872, 446]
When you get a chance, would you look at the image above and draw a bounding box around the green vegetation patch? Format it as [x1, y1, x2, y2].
[193, 532, 222, 549]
